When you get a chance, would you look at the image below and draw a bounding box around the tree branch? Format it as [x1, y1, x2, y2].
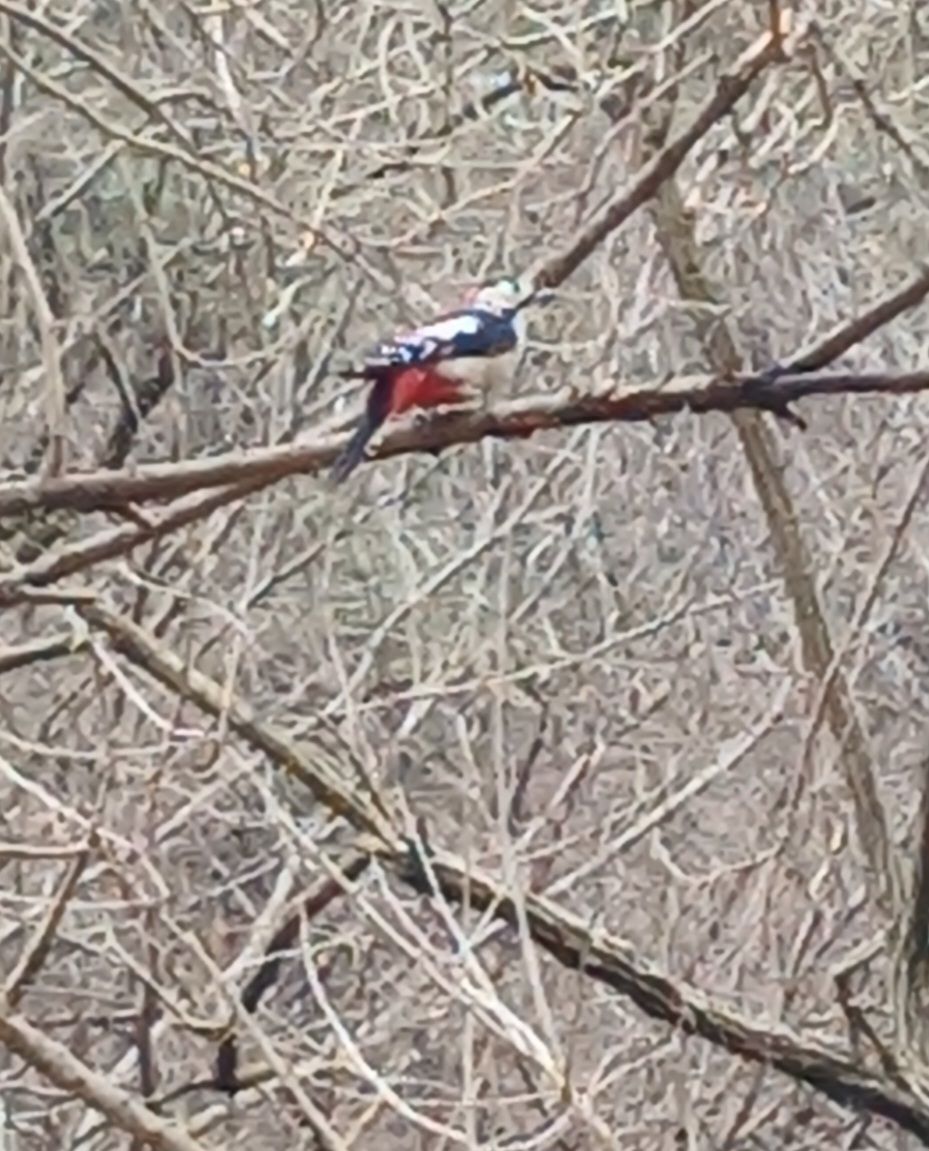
[0, 630, 87, 674]
[77, 601, 396, 846]
[0, 1004, 208, 1151]
[0, 184, 67, 474]
[898, 755, 929, 1051]
[649, 178, 901, 916]
[214, 853, 371, 1094]
[530, 15, 807, 290]
[0, 370, 925, 525]
[391, 844, 929, 1146]
[782, 264, 929, 374]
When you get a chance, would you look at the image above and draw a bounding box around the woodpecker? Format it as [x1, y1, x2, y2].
[330, 277, 528, 482]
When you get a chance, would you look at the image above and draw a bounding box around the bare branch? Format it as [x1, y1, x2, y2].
[649, 174, 901, 914]
[77, 601, 396, 845]
[531, 16, 808, 289]
[901, 756, 929, 1040]
[215, 853, 371, 1094]
[0, 631, 87, 674]
[393, 843, 929, 1146]
[0, 0, 195, 147]
[5, 840, 92, 1007]
[0, 184, 67, 474]
[0, 1006, 209, 1151]
[0, 370, 925, 525]
[783, 264, 929, 373]
[59, 600, 929, 1144]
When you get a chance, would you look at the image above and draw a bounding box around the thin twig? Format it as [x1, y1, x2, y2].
[0, 185, 67, 474]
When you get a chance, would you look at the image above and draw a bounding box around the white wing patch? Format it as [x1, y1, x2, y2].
[412, 315, 483, 343]
[372, 312, 485, 366]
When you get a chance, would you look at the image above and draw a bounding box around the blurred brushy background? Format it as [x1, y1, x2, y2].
[2, 1, 929, 1148]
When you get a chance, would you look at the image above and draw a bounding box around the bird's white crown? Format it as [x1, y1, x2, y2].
[469, 277, 524, 314]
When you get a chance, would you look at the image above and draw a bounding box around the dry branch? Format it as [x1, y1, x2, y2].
[0, 184, 67, 474]
[530, 15, 806, 290]
[214, 852, 371, 1094]
[0, 1005, 208, 1151]
[649, 177, 900, 914]
[394, 844, 929, 1145]
[0, 371, 925, 526]
[0, 0, 195, 147]
[0, 630, 86, 673]
[5, 841, 92, 1007]
[0, 37, 352, 268]
[78, 601, 396, 845]
[782, 263, 929, 373]
[900, 756, 929, 1049]
[0, 478, 272, 607]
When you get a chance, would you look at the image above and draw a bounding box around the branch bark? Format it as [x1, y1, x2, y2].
[77, 601, 396, 846]
[0, 1004, 208, 1151]
[0, 184, 67, 474]
[899, 756, 929, 1054]
[214, 852, 371, 1094]
[0, 370, 926, 525]
[392, 844, 929, 1146]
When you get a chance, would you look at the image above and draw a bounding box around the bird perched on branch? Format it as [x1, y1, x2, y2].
[330, 277, 533, 482]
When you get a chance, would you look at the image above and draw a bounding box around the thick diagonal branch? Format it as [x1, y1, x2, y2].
[392, 847, 929, 1145]
[899, 756, 929, 1051]
[77, 602, 396, 846]
[531, 18, 805, 290]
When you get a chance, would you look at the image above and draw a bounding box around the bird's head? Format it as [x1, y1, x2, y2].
[465, 276, 525, 314]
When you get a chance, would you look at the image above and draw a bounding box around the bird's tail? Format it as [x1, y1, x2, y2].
[330, 416, 377, 483]
[330, 378, 391, 484]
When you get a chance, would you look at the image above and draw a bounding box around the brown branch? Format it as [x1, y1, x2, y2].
[0, 38, 349, 267]
[5, 841, 92, 1006]
[214, 853, 371, 1094]
[0, 184, 67, 474]
[99, 339, 179, 470]
[0, 479, 269, 607]
[0, 370, 925, 525]
[908, 760, 929, 976]
[781, 264, 929, 374]
[0, 0, 195, 148]
[530, 17, 807, 290]
[898, 755, 929, 1049]
[390, 843, 929, 1145]
[0, 1006, 209, 1151]
[0, 631, 87, 674]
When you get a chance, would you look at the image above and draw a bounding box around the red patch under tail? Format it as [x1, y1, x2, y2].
[331, 368, 469, 483]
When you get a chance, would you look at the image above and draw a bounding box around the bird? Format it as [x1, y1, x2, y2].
[330, 277, 529, 483]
